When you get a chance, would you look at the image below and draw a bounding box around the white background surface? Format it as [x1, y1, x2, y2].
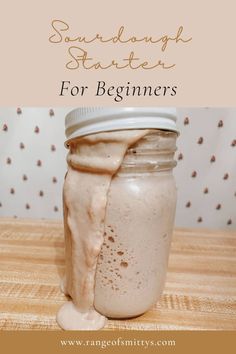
[0, 107, 235, 230]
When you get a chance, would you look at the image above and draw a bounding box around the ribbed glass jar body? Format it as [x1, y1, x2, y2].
[94, 130, 177, 318]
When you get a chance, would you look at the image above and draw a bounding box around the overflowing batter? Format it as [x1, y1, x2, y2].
[57, 130, 149, 330]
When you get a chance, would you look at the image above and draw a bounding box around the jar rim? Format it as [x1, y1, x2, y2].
[65, 107, 178, 147]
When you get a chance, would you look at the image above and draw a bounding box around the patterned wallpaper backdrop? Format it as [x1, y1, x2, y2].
[0, 107, 235, 230]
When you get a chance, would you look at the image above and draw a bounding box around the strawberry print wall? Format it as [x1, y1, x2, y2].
[0, 107, 235, 230]
[175, 108, 236, 230]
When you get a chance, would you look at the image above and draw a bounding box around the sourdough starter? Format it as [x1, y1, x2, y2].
[57, 129, 177, 330]
[57, 130, 149, 330]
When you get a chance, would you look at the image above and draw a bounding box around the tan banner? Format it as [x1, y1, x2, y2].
[0, 331, 235, 354]
[0, 0, 236, 105]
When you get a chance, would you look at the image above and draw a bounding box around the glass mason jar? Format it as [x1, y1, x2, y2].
[58, 108, 178, 330]
[94, 130, 177, 318]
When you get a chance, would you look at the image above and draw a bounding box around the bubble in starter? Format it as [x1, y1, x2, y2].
[120, 261, 128, 268]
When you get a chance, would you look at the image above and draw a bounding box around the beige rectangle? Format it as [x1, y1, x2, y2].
[0, 0, 235, 105]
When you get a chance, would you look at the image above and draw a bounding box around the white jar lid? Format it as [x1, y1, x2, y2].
[65, 107, 178, 145]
